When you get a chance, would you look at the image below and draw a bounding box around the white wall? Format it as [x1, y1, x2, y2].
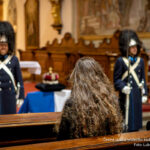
[16, 0, 26, 50]
[40, 0, 74, 46]
[40, 0, 58, 47]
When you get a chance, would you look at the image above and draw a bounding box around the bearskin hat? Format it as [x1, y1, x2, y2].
[0, 21, 15, 54]
[119, 29, 141, 57]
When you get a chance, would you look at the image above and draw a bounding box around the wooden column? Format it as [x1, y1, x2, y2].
[0, 0, 3, 21]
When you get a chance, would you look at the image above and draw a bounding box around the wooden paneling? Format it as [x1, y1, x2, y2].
[19, 32, 149, 86]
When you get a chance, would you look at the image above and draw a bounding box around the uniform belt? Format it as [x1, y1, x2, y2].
[0, 55, 17, 91]
[121, 57, 141, 87]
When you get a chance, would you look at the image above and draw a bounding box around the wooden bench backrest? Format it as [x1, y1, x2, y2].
[1, 130, 150, 150]
[0, 112, 61, 147]
[0, 112, 61, 128]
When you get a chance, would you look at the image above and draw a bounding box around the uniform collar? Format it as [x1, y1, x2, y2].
[0, 55, 8, 61]
[128, 56, 137, 63]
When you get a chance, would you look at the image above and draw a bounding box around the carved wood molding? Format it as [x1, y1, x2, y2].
[19, 32, 149, 84]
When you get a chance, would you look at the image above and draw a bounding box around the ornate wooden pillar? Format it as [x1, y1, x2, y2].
[0, 0, 3, 21]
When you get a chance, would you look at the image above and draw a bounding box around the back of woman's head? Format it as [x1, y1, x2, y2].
[70, 57, 111, 99]
[69, 57, 117, 106]
[70, 57, 106, 82]
[65, 57, 122, 137]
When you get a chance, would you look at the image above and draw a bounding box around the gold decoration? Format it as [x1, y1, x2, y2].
[49, 67, 53, 74]
[49, 0, 62, 34]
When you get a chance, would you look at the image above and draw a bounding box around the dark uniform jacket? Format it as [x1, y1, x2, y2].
[114, 56, 147, 131]
[0, 55, 24, 114]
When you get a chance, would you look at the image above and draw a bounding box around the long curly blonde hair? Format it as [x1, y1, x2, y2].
[58, 57, 123, 139]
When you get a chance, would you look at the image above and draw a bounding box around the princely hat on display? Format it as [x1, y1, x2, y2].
[36, 67, 65, 92]
[42, 67, 59, 85]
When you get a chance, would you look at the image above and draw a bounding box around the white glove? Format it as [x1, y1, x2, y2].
[142, 88, 145, 95]
[122, 86, 131, 95]
[139, 83, 143, 88]
[17, 99, 24, 108]
[142, 96, 147, 103]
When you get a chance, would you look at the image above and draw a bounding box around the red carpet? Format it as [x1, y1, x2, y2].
[24, 82, 39, 96]
[142, 104, 150, 112]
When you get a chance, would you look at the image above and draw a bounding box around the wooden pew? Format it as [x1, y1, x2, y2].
[1, 130, 150, 150]
[0, 112, 61, 147]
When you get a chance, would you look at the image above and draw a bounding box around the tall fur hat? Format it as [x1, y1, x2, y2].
[0, 21, 15, 54]
[119, 29, 141, 57]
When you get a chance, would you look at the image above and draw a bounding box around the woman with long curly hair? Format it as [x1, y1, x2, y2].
[57, 57, 123, 140]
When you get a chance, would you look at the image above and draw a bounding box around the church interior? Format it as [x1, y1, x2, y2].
[1, 0, 150, 149]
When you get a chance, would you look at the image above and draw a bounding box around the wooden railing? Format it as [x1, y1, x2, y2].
[0, 112, 61, 147]
[1, 130, 150, 150]
[0, 112, 150, 149]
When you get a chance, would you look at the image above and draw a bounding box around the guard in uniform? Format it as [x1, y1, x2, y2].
[0, 21, 24, 114]
[113, 29, 148, 132]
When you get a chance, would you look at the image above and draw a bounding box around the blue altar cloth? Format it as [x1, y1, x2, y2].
[18, 91, 55, 113]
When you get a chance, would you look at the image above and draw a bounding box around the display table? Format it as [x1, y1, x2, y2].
[20, 61, 41, 75]
[18, 90, 71, 113]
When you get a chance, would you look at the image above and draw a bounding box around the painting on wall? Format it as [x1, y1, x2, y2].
[77, 0, 150, 40]
[25, 0, 39, 49]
